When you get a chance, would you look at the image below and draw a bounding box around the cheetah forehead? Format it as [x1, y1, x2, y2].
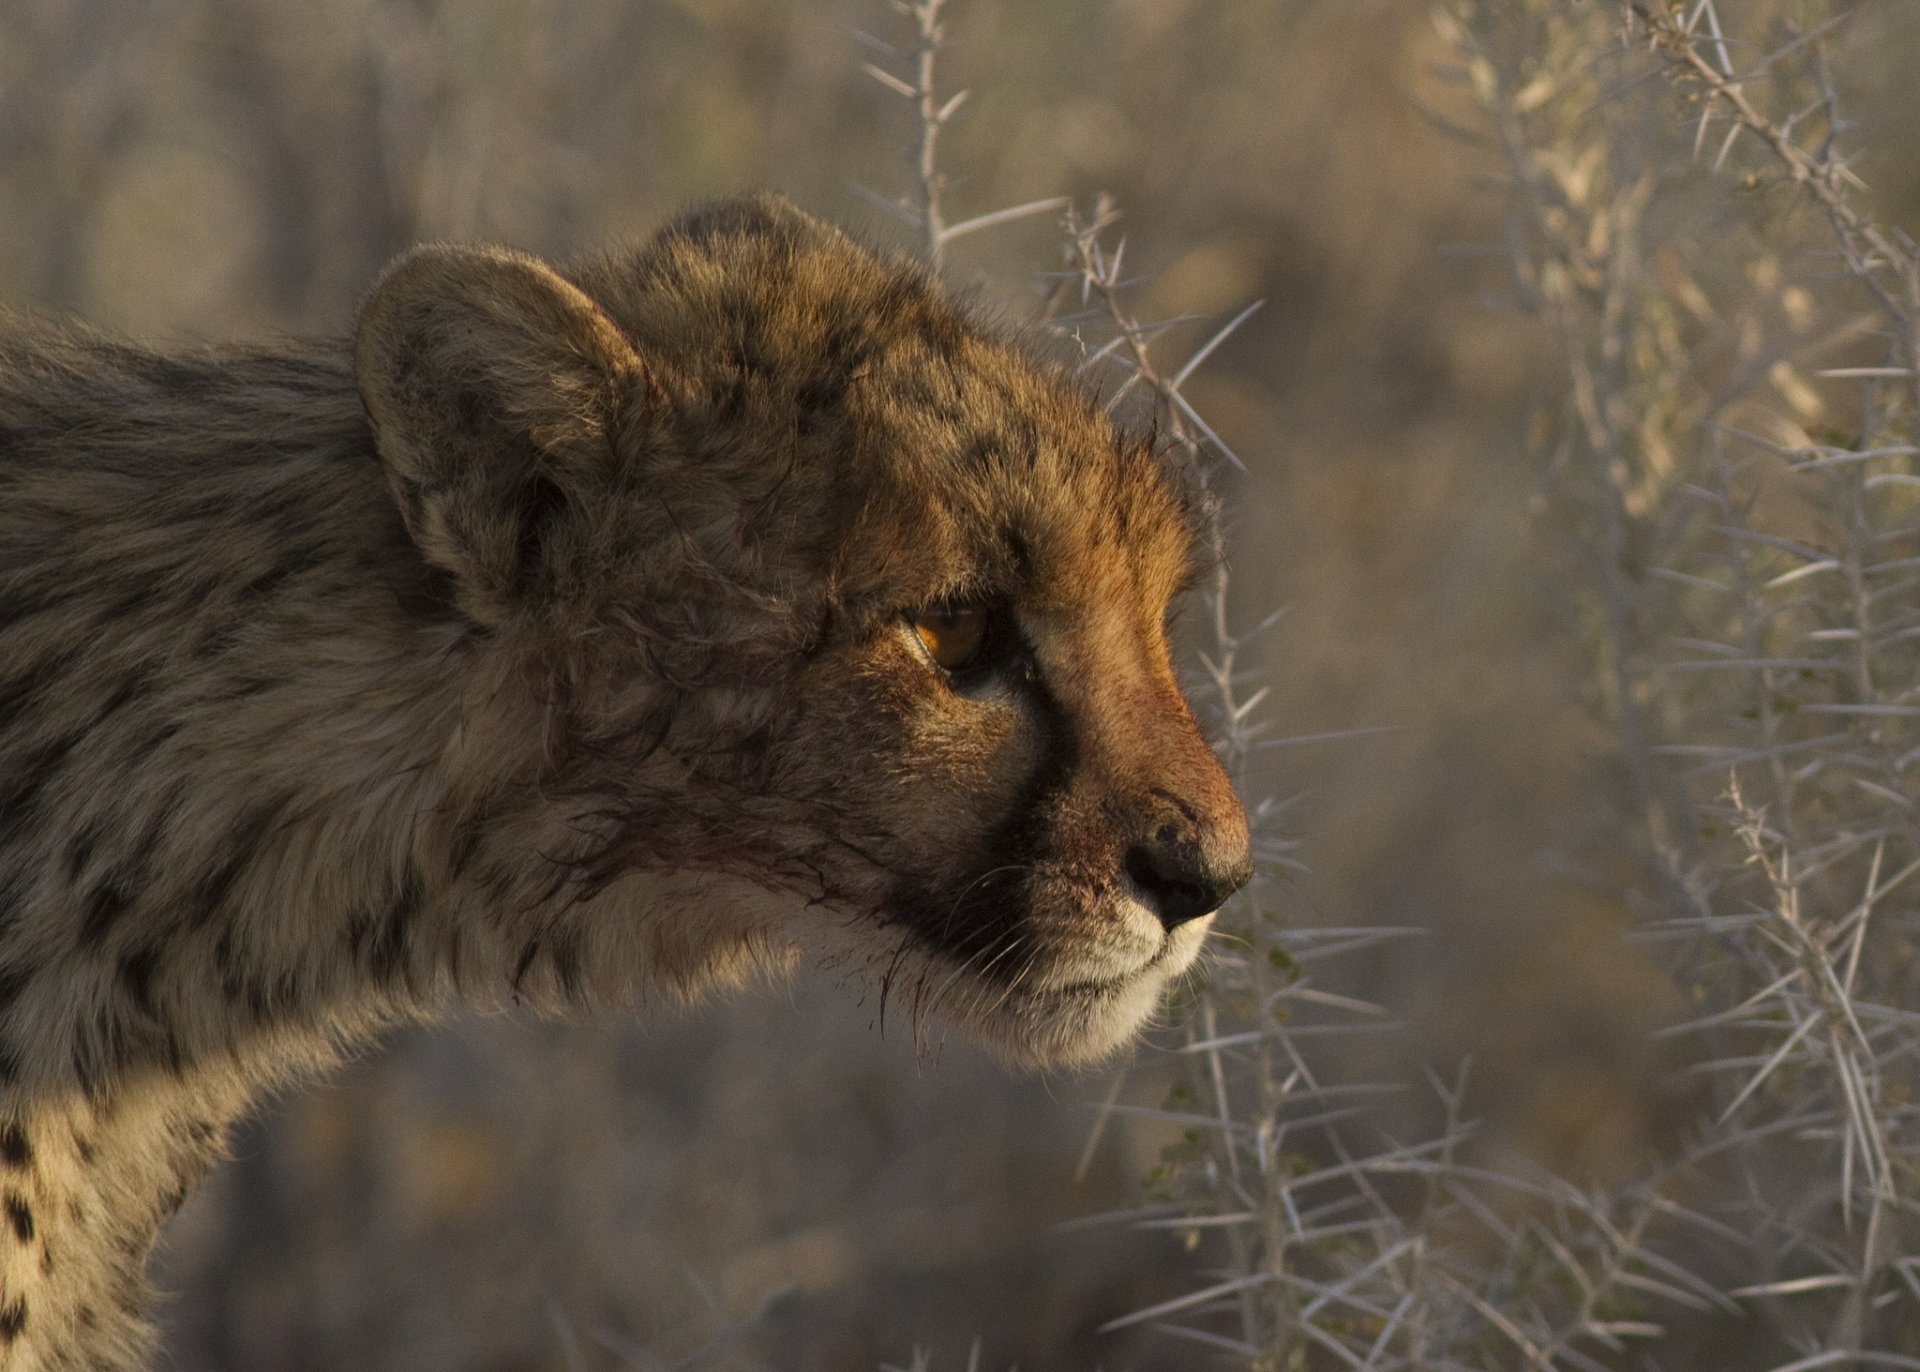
[569, 197, 1209, 618]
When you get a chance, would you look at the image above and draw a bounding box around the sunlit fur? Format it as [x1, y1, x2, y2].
[0, 194, 1248, 1368]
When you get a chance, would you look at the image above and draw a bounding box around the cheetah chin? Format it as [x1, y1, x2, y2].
[0, 193, 1250, 1369]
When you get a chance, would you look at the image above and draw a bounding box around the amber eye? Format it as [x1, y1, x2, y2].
[911, 605, 991, 674]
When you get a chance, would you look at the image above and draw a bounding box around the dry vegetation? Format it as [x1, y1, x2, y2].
[6, 0, 1920, 1368]
[1123, 2, 1920, 1366]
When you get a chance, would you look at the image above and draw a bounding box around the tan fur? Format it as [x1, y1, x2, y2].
[0, 194, 1249, 1368]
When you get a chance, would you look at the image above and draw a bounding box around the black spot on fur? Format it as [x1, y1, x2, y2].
[129, 720, 182, 764]
[345, 909, 372, 962]
[381, 864, 424, 979]
[96, 579, 163, 626]
[65, 819, 107, 882]
[80, 867, 140, 945]
[0, 1128, 27, 1169]
[447, 821, 484, 880]
[0, 869, 22, 935]
[1005, 527, 1034, 580]
[0, 1297, 25, 1340]
[0, 960, 36, 1013]
[0, 728, 82, 834]
[193, 623, 242, 661]
[237, 556, 309, 602]
[244, 970, 299, 1026]
[795, 370, 849, 418]
[214, 932, 240, 989]
[514, 474, 569, 596]
[212, 671, 277, 700]
[820, 321, 870, 373]
[91, 668, 156, 727]
[726, 341, 765, 377]
[79, 802, 170, 946]
[119, 947, 160, 1016]
[5, 1196, 32, 1242]
[193, 802, 285, 927]
[367, 908, 407, 981]
[0, 585, 64, 638]
[367, 532, 460, 624]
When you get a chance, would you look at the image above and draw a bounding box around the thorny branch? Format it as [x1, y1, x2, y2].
[861, 0, 1063, 274]
[1625, 1, 1920, 415]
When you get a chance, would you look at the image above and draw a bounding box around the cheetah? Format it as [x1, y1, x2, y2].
[0, 194, 1251, 1368]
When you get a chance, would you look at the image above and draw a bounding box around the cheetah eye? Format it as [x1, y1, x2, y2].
[912, 605, 989, 672]
[908, 602, 1017, 683]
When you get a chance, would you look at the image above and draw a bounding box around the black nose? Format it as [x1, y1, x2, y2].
[1125, 821, 1252, 932]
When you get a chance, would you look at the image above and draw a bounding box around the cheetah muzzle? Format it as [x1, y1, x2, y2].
[0, 194, 1250, 1369]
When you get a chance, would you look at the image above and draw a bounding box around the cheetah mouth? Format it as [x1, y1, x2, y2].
[920, 880, 1206, 986]
[1033, 969, 1150, 1003]
[870, 872, 1214, 1065]
[952, 946, 1200, 1069]
[1023, 889, 1206, 989]
[805, 870, 1215, 1068]
[1027, 920, 1201, 1001]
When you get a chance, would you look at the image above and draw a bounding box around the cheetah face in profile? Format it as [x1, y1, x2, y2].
[357, 194, 1252, 1067]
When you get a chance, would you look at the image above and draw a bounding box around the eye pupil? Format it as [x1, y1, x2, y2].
[914, 606, 990, 672]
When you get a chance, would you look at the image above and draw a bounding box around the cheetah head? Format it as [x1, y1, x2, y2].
[354, 194, 1252, 1068]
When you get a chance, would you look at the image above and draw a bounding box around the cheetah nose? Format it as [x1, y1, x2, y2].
[1124, 816, 1253, 932]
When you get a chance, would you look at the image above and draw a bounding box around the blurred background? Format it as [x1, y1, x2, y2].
[4, 0, 1919, 1368]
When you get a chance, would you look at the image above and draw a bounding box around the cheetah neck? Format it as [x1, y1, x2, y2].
[0, 487, 789, 1369]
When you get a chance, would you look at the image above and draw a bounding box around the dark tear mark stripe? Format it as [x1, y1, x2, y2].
[887, 664, 1080, 974]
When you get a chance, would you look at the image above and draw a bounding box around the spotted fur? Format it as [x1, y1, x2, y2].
[0, 194, 1250, 1368]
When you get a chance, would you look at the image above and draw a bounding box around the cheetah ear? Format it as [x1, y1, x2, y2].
[354, 243, 645, 625]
